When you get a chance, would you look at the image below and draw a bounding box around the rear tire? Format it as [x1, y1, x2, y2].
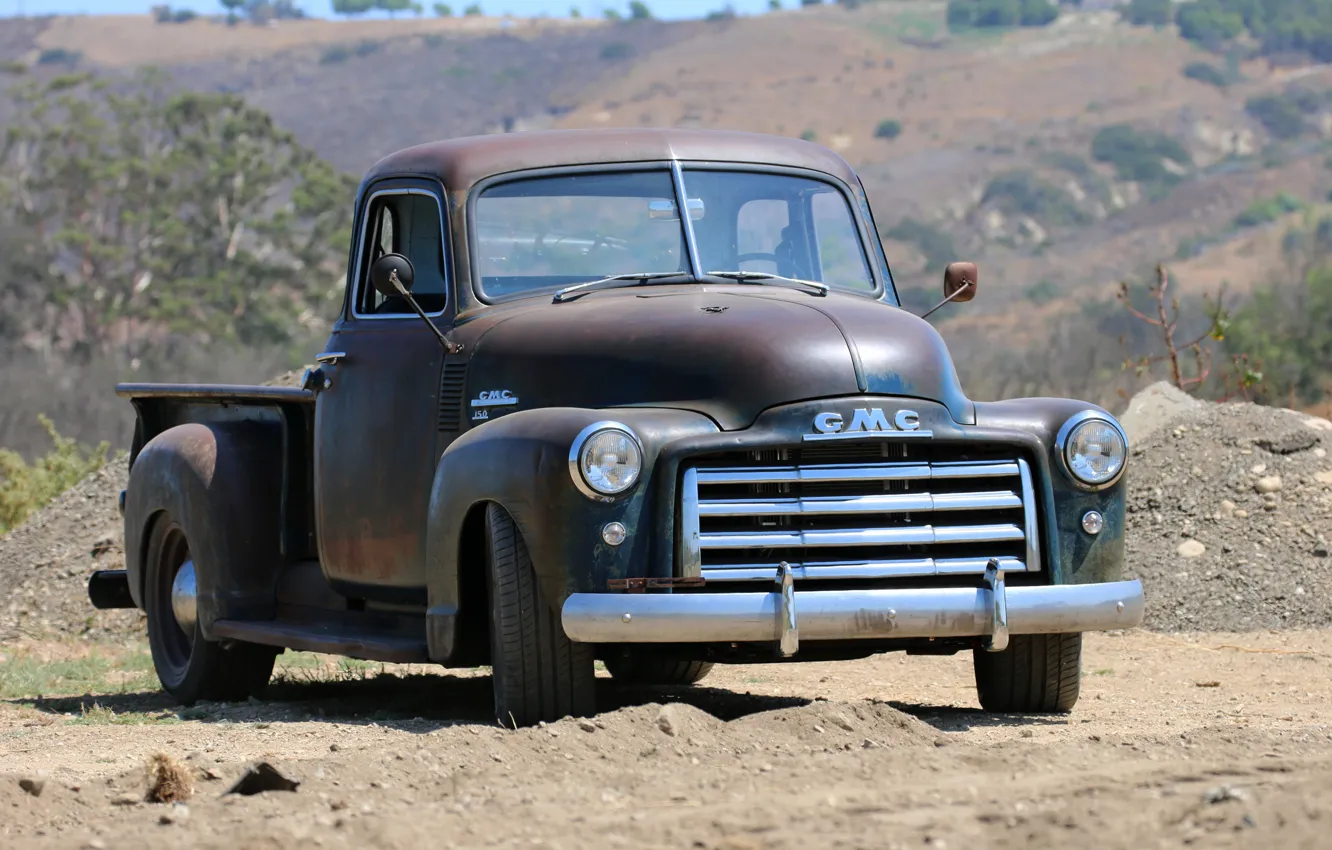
[973, 633, 1081, 713]
[485, 503, 595, 727]
[604, 650, 714, 686]
[144, 515, 277, 705]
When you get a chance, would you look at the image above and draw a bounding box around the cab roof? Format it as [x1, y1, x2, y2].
[361, 128, 863, 193]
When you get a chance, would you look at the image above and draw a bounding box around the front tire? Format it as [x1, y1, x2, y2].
[485, 504, 595, 727]
[144, 514, 277, 705]
[973, 633, 1082, 713]
[604, 650, 714, 686]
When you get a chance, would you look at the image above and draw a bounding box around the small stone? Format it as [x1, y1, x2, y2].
[1235, 510, 1249, 518]
[1219, 500, 1236, 517]
[1020, 729, 1034, 738]
[1315, 448, 1327, 459]
[829, 713, 855, 732]
[1177, 540, 1207, 558]
[19, 774, 48, 797]
[1255, 475, 1283, 494]
[1192, 466, 1203, 477]
[329, 743, 341, 752]
[1251, 463, 1267, 475]
[159, 803, 190, 825]
[656, 704, 683, 737]
[1315, 538, 1330, 558]
[1316, 470, 1332, 485]
[812, 724, 825, 734]
[112, 792, 142, 806]
[577, 719, 597, 733]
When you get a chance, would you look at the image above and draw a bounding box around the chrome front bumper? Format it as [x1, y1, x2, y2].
[561, 561, 1145, 655]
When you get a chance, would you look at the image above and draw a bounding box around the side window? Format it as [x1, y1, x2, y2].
[736, 199, 788, 274]
[356, 190, 449, 316]
[810, 191, 873, 290]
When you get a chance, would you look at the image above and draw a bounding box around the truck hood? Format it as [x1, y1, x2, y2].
[461, 287, 974, 431]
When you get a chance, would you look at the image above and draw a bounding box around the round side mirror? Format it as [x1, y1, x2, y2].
[942, 261, 978, 303]
[370, 253, 415, 299]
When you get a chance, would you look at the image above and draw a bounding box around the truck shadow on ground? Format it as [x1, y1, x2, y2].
[9, 673, 1057, 732]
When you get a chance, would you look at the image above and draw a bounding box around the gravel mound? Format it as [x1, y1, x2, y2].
[0, 459, 142, 642]
[1121, 386, 1332, 632]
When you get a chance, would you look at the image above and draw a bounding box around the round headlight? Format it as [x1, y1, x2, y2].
[1058, 413, 1127, 487]
[570, 423, 643, 498]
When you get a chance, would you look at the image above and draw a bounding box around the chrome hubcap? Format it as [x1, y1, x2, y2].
[171, 560, 198, 634]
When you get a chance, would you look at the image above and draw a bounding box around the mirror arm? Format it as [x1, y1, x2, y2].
[390, 269, 462, 354]
[917, 281, 975, 320]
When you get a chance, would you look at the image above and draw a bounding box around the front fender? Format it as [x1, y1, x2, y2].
[975, 397, 1128, 586]
[422, 406, 719, 661]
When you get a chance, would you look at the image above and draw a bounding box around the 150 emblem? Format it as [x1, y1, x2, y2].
[804, 407, 932, 441]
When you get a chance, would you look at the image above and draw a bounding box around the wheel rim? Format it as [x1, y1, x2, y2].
[152, 522, 195, 678]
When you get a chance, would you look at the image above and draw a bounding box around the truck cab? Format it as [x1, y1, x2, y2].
[90, 128, 1144, 726]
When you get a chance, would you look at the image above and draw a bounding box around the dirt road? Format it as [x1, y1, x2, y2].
[3, 627, 1330, 849]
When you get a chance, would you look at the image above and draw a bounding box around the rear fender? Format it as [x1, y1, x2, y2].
[123, 421, 285, 638]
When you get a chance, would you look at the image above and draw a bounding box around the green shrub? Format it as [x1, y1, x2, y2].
[1224, 263, 1332, 405]
[874, 119, 902, 140]
[1090, 124, 1190, 198]
[1175, 2, 1244, 47]
[1182, 61, 1227, 88]
[882, 218, 957, 273]
[433, 2, 452, 13]
[1233, 192, 1305, 228]
[947, 0, 1057, 28]
[0, 416, 108, 535]
[981, 169, 1087, 226]
[1024, 278, 1059, 304]
[799, 128, 818, 142]
[36, 48, 81, 66]
[1246, 93, 1308, 140]
[599, 41, 634, 60]
[320, 40, 381, 64]
[1121, 0, 1170, 25]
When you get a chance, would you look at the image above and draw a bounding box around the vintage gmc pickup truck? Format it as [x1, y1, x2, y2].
[88, 128, 1144, 726]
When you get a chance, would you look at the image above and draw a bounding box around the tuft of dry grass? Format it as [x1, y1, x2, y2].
[145, 752, 194, 804]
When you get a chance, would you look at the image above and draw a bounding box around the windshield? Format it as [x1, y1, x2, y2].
[472, 167, 876, 300]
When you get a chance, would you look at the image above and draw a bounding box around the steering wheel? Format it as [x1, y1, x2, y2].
[736, 252, 779, 264]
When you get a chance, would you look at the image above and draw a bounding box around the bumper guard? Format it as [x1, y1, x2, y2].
[561, 559, 1144, 654]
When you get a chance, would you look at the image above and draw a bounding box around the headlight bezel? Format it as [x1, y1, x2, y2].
[568, 420, 645, 500]
[1054, 410, 1128, 491]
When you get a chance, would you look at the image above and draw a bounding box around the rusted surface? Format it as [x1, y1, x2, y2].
[364, 128, 862, 200]
[313, 321, 442, 595]
[115, 383, 314, 402]
[942, 261, 978, 302]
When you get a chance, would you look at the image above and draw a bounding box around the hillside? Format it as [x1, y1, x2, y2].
[2, 4, 1331, 428]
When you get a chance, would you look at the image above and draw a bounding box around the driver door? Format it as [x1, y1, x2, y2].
[313, 182, 452, 600]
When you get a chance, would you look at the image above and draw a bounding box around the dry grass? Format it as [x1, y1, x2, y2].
[144, 752, 194, 804]
[34, 13, 603, 68]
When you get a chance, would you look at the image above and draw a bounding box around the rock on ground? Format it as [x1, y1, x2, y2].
[1119, 380, 1204, 444]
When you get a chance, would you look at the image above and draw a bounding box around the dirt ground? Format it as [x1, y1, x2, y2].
[3, 627, 1331, 849]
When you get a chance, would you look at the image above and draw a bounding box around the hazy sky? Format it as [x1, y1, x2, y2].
[1, 0, 776, 19]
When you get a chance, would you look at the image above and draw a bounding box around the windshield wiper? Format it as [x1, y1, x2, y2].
[552, 272, 688, 303]
[704, 270, 829, 296]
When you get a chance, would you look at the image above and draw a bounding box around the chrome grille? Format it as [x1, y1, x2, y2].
[678, 443, 1040, 583]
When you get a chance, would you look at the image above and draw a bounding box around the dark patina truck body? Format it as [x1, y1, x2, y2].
[89, 129, 1144, 726]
